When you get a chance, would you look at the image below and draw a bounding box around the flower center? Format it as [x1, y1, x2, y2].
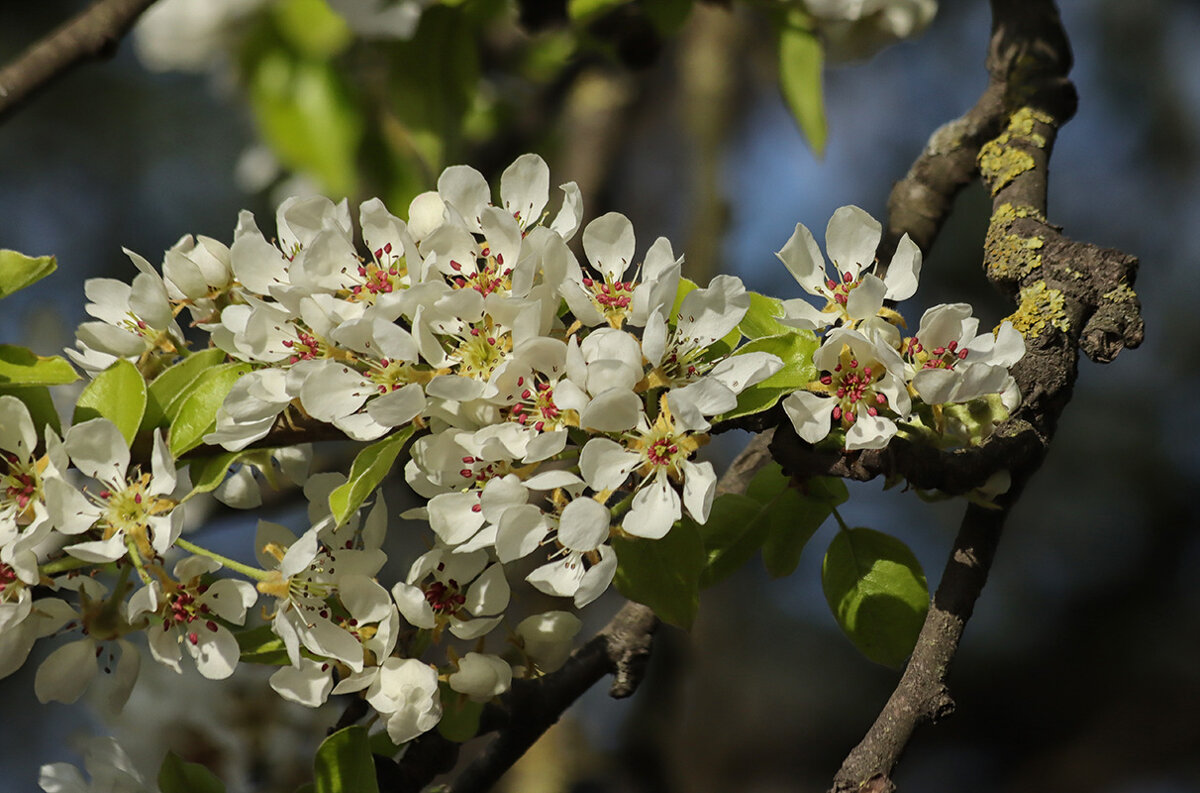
[347, 243, 408, 301]
[160, 582, 219, 646]
[581, 276, 635, 326]
[452, 323, 512, 381]
[904, 336, 969, 371]
[281, 327, 324, 364]
[2, 453, 39, 518]
[509, 375, 566, 432]
[449, 245, 512, 298]
[424, 579, 466, 614]
[817, 347, 888, 427]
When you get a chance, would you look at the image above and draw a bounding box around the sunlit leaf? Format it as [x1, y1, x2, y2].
[0, 249, 56, 299]
[73, 359, 146, 446]
[236, 624, 291, 666]
[328, 427, 415, 526]
[778, 10, 827, 156]
[168, 362, 254, 457]
[0, 345, 78, 386]
[720, 329, 819, 420]
[143, 348, 227, 431]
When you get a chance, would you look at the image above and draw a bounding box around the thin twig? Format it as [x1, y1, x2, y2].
[0, 0, 160, 125]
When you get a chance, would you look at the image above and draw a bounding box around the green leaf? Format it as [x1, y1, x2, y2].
[314, 726, 380, 793]
[761, 474, 847, 578]
[73, 359, 147, 445]
[720, 329, 819, 420]
[738, 291, 795, 341]
[168, 362, 254, 458]
[697, 464, 844, 586]
[158, 751, 225, 793]
[822, 528, 929, 668]
[243, 37, 363, 197]
[143, 348, 228, 431]
[0, 386, 61, 436]
[367, 731, 401, 760]
[0, 249, 56, 299]
[778, 11, 827, 157]
[236, 624, 292, 665]
[328, 427, 416, 526]
[0, 345, 78, 386]
[694, 494, 769, 587]
[186, 450, 247, 496]
[612, 520, 706, 629]
[272, 0, 352, 57]
[437, 684, 484, 742]
[567, 0, 631, 25]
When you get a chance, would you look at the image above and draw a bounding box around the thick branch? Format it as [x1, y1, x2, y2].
[0, 0, 160, 124]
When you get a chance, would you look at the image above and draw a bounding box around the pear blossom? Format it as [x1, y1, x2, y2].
[45, 421, 181, 564]
[900, 303, 1025, 407]
[127, 556, 257, 680]
[776, 205, 921, 331]
[0, 396, 67, 583]
[391, 547, 509, 640]
[365, 657, 442, 745]
[782, 327, 911, 450]
[580, 404, 716, 540]
[449, 652, 512, 701]
[526, 496, 618, 607]
[67, 261, 185, 373]
[515, 611, 582, 673]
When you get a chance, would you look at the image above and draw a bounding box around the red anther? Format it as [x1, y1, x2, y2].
[832, 406, 842, 421]
[450, 260, 462, 271]
[958, 349, 969, 359]
[462, 456, 475, 463]
[537, 382, 550, 391]
[820, 375, 833, 385]
[512, 404, 523, 414]
[282, 339, 293, 347]
[826, 278, 837, 290]
[374, 248, 383, 260]
[206, 620, 218, 632]
[454, 277, 466, 287]
[517, 377, 524, 386]
[947, 340, 958, 351]
[481, 247, 490, 257]
[534, 421, 544, 431]
[460, 469, 473, 478]
[863, 366, 872, 378]
[836, 387, 846, 398]
[470, 327, 480, 336]
[668, 444, 678, 454]
[843, 271, 853, 284]
[188, 632, 199, 645]
[845, 411, 856, 423]
[99, 490, 111, 499]
[487, 337, 496, 345]
[582, 278, 593, 287]
[134, 492, 142, 504]
[471, 503, 482, 513]
[836, 294, 848, 305]
[850, 359, 858, 368]
[521, 389, 532, 399]
[384, 243, 392, 254]
[496, 253, 504, 265]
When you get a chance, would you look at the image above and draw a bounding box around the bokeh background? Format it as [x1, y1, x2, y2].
[1, 1, 1198, 791]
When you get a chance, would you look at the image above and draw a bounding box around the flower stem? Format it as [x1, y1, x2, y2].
[39, 555, 91, 577]
[831, 504, 851, 533]
[175, 537, 271, 582]
[124, 537, 152, 585]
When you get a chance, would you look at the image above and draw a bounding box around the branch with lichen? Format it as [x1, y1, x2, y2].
[818, 1, 1143, 791]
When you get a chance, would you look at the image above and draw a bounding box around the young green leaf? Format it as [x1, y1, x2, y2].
[73, 359, 147, 446]
[187, 450, 248, 496]
[236, 624, 292, 666]
[0, 249, 56, 299]
[694, 493, 770, 587]
[143, 348, 228, 431]
[778, 11, 827, 157]
[737, 291, 795, 341]
[0, 345, 78, 386]
[758, 470, 847, 578]
[721, 329, 819, 420]
[822, 528, 929, 668]
[437, 684, 484, 742]
[158, 751, 225, 793]
[327, 427, 416, 526]
[169, 362, 255, 457]
[568, 0, 631, 25]
[313, 726, 380, 793]
[612, 519, 706, 630]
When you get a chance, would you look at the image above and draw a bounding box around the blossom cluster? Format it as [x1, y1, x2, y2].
[776, 205, 1025, 451]
[7, 153, 784, 747]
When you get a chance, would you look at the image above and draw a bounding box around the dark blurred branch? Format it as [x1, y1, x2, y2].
[0, 0, 160, 125]
[824, 1, 1144, 791]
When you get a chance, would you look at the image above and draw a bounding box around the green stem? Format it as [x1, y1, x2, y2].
[831, 504, 851, 533]
[39, 555, 92, 577]
[124, 537, 152, 585]
[175, 537, 271, 582]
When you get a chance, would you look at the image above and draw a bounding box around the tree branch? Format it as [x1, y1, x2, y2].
[821, 2, 1144, 790]
[0, 0, 161, 125]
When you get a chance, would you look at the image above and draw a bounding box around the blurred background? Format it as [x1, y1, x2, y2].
[1, 0, 1197, 791]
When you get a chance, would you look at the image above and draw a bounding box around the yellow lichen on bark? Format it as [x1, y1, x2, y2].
[984, 202, 1046, 281]
[978, 107, 1053, 194]
[1005, 281, 1068, 339]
